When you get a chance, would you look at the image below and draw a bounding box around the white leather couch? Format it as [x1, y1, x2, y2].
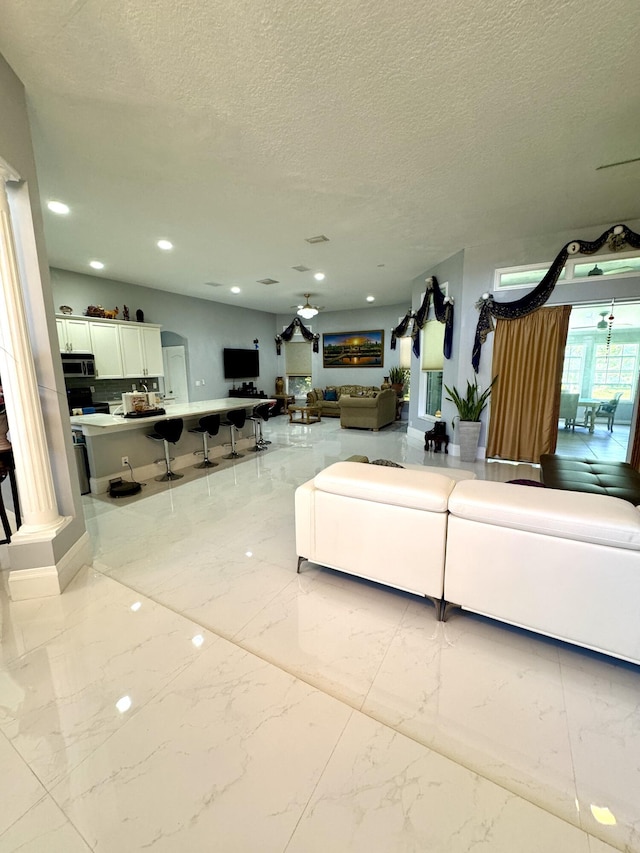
[295, 461, 474, 614]
[445, 480, 640, 665]
[295, 462, 640, 665]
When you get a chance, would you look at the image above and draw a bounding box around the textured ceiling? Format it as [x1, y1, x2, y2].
[1, 0, 639, 314]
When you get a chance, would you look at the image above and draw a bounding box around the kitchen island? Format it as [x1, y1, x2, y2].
[70, 398, 273, 494]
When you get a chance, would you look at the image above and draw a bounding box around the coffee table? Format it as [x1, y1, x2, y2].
[288, 405, 321, 424]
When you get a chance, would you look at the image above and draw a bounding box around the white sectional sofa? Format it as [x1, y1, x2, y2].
[295, 462, 640, 665]
[295, 462, 474, 614]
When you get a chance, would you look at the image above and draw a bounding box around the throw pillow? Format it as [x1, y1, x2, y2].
[365, 389, 378, 398]
[324, 389, 338, 401]
[370, 459, 405, 468]
[313, 388, 324, 400]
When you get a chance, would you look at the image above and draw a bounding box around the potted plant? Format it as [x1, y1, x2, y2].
[388, 366, 410, 396]
[444, 377, 496, 462]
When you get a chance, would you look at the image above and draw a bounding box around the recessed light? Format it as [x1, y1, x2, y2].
[47, 200, 70, 215]
[89, 260, 105, 270]
[231, 286, 241, 294]
[314, 272, 325, 281]
[157, 239, 173, 251]
[366, 295, 375, 302]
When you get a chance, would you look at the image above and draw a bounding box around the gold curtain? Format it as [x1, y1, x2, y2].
[486, 305, 571, 464]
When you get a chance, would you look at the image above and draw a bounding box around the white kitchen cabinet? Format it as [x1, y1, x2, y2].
[56, 317, 92, 352]
[119, 324, 164, 378]
[56, 315, 163, 378]
[140, 326, 163, 376]
[90, 322, 123, 379]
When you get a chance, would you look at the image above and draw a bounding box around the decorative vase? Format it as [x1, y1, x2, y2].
[457, 421, 482, 462]
[381, 376, 390, 390]
[275, 376, 285, 395]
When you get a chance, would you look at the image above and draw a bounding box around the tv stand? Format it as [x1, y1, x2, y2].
[228, 388, 266, 398]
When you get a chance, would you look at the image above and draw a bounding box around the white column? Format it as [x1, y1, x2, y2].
[0, 179, 63, 531]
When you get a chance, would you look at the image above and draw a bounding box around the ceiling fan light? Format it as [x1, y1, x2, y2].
[298, 306, 318, 319]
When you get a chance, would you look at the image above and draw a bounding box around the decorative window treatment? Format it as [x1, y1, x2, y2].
[473, 223, 640, 372]
[275, 317, 319, 354]
[285, 341, 311, 375]
[391, 276, 454, 359]
[421, 320, 445, 370]
[486, 305, 571, 464]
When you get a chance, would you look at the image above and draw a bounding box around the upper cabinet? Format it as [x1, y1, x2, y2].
[119, 325, 163, 378]
[56, 317, 92, 352]
[90, 322, 123, 379]
[56, 315, 164, 378]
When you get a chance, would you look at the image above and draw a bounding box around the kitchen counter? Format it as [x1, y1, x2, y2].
[70, 398, 275, 493]
[70, 398, 269, 436]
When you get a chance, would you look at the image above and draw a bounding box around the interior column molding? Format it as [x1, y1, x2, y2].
[0, 176, 65, 532]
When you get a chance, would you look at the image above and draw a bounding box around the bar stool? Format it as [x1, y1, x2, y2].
[189, 414, 221, 468]
[147, 418, 184, 481]
[222, 409, 246, 459]
[248, 402, 271, 452]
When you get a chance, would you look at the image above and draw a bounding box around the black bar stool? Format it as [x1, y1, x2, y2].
[189, 414, 221, 468]
[222, 409, 246, 459]
[248, 402, 271, 452]
[147, 418, 184, 481]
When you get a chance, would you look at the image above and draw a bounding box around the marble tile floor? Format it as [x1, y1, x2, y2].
[0, 416, 636, 852]
[555, 423, 630, 462]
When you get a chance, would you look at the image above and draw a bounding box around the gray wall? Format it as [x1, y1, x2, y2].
[275, 302, 409, 390]
[51, 269, 281, 399]
[410, 219, 640, 447]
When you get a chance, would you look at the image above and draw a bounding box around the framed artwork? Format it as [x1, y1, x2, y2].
[322, 330, 384, 368]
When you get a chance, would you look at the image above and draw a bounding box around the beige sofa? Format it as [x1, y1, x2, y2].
[339, 388, 397, 430]
[306, 385, 380, 417]
[295, 462, 640, 664]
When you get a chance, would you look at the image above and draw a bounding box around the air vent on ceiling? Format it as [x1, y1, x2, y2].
[305, 235, 330, 244]
[257, 278, 279, 285]
[292, 265, 311, 272]
[203, 281, 224, 287]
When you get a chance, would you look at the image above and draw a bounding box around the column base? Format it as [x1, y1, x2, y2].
[7, 518, 92, 600]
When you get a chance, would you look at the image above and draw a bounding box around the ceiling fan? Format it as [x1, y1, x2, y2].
[291, 293, 324, 319]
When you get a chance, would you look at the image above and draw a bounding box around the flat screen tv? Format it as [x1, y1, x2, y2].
[223, 347, 260, 379]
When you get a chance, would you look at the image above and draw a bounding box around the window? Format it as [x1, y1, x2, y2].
[416, 286, 448, 419]
[561, 344, 585, 393]
[592, 343, 638, 401]
[494, 250, 640, 292]
[285, 340, 312, 399]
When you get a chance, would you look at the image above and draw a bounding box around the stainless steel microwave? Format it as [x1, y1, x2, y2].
[61, 352, 96, 378]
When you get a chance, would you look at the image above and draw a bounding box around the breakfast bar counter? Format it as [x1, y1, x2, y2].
[70, 397, 264, 435]
[70, 398, 274, 494]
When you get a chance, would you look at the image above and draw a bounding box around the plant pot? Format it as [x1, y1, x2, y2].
[457, 420, 482, 462]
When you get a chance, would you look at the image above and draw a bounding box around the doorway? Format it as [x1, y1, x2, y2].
[162, 346, 189, 405]
[557, 300, 640, 461]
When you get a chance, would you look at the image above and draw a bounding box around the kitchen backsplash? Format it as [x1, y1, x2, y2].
[65, 377, 163, 402]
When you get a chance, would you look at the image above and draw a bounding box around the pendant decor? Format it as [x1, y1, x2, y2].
[390, 276, 454, 359]
[275, 316, 320, 355]
[472, 223, 640, 372]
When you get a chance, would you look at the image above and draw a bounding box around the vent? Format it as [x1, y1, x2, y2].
[257, 278, 279, 285]
[305, 235, 330, 244]
[203, 281, 224, 287]
[292, 265, 311, 272]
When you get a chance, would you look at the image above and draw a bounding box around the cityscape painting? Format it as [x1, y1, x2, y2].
[322, 330, 384, 368]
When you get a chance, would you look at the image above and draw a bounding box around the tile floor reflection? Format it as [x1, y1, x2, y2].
[0, 416, 635, 852]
